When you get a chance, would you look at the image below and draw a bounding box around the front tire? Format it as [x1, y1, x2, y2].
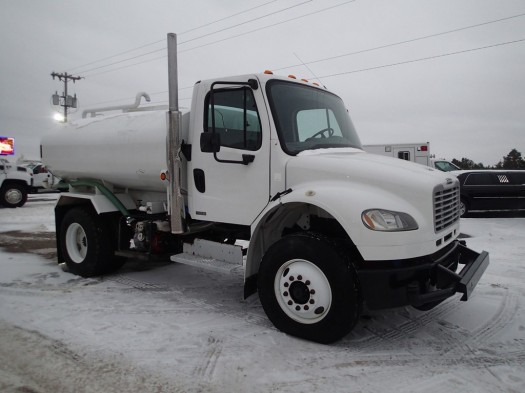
[0, 183, 28, 207]
[257, 232, 361, 344]
[60, 208, 114, 277]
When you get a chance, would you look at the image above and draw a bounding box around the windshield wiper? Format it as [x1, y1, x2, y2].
[308, 143, 354, 150]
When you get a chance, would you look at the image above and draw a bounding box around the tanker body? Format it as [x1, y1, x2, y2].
[40, 34, 489, 344]
[43, 110, 189, 193]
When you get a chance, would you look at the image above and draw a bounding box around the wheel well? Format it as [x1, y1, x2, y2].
[55, 199, 125, 263]
[245, 203, 362, 296]
[1, 179, 29, 189]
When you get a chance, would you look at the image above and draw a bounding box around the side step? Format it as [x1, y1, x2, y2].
[171, 238, 244, 274]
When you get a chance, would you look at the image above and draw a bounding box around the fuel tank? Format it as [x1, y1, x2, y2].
[42, 110, 184, 192]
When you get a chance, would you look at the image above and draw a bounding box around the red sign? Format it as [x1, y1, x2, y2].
[0, 136, 15, 155]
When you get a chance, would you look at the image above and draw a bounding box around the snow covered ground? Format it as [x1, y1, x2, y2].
[1, 194, 524, 393]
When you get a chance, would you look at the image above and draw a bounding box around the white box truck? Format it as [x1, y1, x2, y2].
[41, 34, 488, 343]
[363, 142, 430, 166]
[363, 143, 460, 172]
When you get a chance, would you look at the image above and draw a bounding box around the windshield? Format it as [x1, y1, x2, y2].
[266, 80, 362, 155]
[434, 161, 460, 172]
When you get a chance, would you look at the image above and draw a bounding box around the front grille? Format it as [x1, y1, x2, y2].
[434, 186, 460, 232]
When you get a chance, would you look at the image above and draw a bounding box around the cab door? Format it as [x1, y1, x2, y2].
[187, 77, 270, 226]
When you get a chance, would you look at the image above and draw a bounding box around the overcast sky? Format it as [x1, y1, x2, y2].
[1, 0, 524, 165]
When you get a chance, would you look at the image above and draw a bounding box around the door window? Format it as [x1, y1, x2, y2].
[398, 151, 410, 161]
[205, 87, 262, 151]
[464, 173, 494, 185]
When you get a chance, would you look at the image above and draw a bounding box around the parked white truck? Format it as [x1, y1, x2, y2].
[0, 158, 33, 207]
[24, 162, 60, 192]
[430, 158, 460, 172]
[41, 34, 489, 343]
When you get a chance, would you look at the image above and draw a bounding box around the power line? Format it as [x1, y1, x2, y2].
[82, 55, 166, 78]
[71, 0, 294, 73]
[178, 0, 313, 45]
[68, 41, 165, 73]
[180, 0, 279, 36]
[274, 11, 525, 71]
[78, 48, 166, 75]
[78, 7, 525, 107]
[179, 0, 356, 54]
[81, 0, 356, 78]
[317, 38, 525, 79]
[86, 36, 525, 108]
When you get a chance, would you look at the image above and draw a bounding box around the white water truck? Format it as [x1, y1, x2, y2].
[41, 34, 489, 343]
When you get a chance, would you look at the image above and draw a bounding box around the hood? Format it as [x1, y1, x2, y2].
[287, 148, 455, 195]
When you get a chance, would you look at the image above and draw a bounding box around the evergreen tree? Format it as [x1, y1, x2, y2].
[451, 158, 485, 170]
[495, 149, 525, 169]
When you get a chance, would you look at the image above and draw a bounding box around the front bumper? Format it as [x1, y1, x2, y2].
[357, 240, 489, 310]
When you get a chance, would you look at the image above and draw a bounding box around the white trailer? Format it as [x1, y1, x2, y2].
[363, 142, 430, 166]
[41, 34, 489, 343]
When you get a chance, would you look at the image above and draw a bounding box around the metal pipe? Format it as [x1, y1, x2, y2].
[166, 33, 186, 234]
[82, 92, 151, 118]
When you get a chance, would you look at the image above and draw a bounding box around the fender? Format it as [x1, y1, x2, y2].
[246, 181, 459, 285]
[56, 191, 136, 215]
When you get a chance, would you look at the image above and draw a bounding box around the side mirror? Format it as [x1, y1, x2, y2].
[200, 132, 221, 153]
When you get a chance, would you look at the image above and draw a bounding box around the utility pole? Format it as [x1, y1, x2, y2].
[51, 72, 82, 122]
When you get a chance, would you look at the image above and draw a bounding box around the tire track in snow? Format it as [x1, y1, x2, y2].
[104, 273, 272, 329]
[466, 289, 519, 345]
[104, 274, 169, 291]
[352, 299, 462, 350]
[192, 336, 223, 380]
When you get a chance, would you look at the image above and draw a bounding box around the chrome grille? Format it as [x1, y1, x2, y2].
[434, 186, 460, 232]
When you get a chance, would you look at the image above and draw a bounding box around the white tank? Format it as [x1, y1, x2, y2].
[42, 110, 186, 192]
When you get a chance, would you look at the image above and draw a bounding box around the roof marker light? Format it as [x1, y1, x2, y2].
[288, 75, 297, 79]
[264, 70, 274, 74]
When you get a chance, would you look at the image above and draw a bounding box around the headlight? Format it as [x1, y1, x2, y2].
[362, 209, 418, 231]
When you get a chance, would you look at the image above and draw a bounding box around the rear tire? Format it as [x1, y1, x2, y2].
[0, 183, 28, 207]
[258, 232, 361, 344]
[60, 208, 115, 277]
